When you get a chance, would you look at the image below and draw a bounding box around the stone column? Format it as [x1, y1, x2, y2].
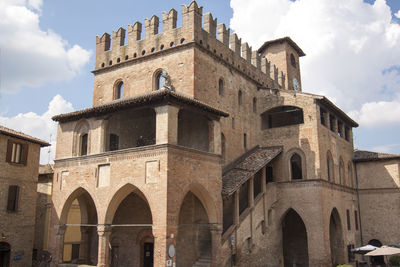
[79, 226, 90, 263]
[152, 227, 168, 267]
[155, 105, 180, 145]
[97, 225, 112, 267]
[55, 224, 66, 264]
[210, 225, 222, 267]
[208, 120, 221, 154]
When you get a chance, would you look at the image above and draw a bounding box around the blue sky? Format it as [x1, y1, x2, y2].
[0, 0, 400, 163]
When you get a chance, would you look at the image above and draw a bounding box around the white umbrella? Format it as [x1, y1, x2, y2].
[352, 244, 378, 254]
[365, 246, 400, 256]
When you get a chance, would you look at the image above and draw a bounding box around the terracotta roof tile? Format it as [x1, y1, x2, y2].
[222, 146, 282, 197]
[0, 125, 50, 147]
[52, 89, 229, 122]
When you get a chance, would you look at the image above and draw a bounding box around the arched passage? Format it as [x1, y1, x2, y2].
[329, 208, 344, 266]
[176, 191, 212, 267]
[59, 188, 98, 265]
[0, 242, 10, 267]
[282, 208, 309, 267]
[368, 239, 384, 265]
[105, 184, 153, 267]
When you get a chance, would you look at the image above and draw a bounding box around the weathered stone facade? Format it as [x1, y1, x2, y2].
[0, 126, 49, 267]
[47, 2, 400, 267]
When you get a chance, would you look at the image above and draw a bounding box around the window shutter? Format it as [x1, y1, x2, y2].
[7, 185, 19, 211]
[21, 143, 29, 165]
[6, 140, 13, 163]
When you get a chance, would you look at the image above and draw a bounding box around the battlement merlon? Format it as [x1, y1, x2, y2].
[162, 9, 177, 31]
[93, 1, 287, 89]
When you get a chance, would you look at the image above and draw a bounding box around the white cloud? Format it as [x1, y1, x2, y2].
[0, 0, 91, 93]
[395, 10, 400, 19]
[230, 0, 400, 128]
[0, 95, 74, 164]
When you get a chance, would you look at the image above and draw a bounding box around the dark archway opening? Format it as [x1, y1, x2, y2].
[110, 192, 153, 267]
[0, 242, 10, 267]
[330, 209, 345, 266]
[282, 209, 309, 267]
[176, 192, 212, 267]
[290, 153, 303, 180]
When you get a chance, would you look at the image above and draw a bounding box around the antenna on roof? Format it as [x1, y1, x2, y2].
[47, 134, 52, 164]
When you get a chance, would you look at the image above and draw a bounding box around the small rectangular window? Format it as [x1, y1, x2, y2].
[81, 134, 88, 156]
[354, 210, 359, 230]
[239, 180, 249, 215]
[266, 166, 273, 183]
[109, 134, 119, 151]
[320, 108, 327, 126]
[7, 185, 19, 211]
[346, 209, 351, 230]
[253, 170, 262, 198]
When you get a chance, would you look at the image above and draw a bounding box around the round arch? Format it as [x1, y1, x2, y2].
[104, 183, 153, 225]
[285, 148, 307, 181]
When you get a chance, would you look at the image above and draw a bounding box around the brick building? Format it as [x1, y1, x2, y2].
[47, 1, 399, 267]
[0, 126, 49, 267]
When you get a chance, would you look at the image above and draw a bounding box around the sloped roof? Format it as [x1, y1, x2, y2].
[353, 150, 400, 162]
[39, 164, 54, 175]
[222, 146, 282, 198]
[0, 125, 50, 147]
[258, 37, 306, 57]
[52, 89, 229, 123]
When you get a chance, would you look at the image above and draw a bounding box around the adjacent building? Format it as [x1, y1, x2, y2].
[0, 126, 49, 267]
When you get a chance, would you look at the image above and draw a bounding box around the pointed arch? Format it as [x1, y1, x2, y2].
[285, 148, 307, 181]
[339, 157, 345, 185]
[104, 183, 152, 225]
[281, 208, 309, 267]
[72, 119, 91, 156]
[327, 150, 334, 182]
[60, 187, 97, 225]
[330, 208, 345, 266]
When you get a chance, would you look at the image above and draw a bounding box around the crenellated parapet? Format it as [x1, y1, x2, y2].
[94, 1, 285, 89]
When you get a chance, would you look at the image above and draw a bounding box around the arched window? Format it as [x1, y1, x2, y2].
[115, 81, 124, 99]
[261, 106, 304, 129]
[347, 162, 354, 188]
[290, 153, 302, 180]
[238, 90, 242, 106]
[156, 70, 167, 90]
[327, 151, 334, 182]
[290, 54, 296, 68]
[80, 134, 88, 156]
[221, 133, 226, 163]
[218, 78, 224, 96]
[253, 97, 257, 113]
[339, 158, 345, 185]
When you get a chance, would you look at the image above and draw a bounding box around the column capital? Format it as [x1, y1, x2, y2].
[56, 224, 67, 235]
[97, 225, 112, 236]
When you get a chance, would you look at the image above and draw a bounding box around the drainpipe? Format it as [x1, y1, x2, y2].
[354, 163, 363, 245]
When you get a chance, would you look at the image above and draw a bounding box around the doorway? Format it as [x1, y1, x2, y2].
[143, 242, 153, 267]
[0, 242, 10, 267]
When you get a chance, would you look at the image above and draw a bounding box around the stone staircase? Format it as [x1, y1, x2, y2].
[192, 255, 212, 267]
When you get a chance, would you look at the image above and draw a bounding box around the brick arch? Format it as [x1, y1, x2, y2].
[104, 183, 153, 225]
[178, 182, 219, 224]
[284, 147, 307, 181]
[59, 187, 98, 225]
[72, 119, 91, 156]
[329, 207, 345, 266]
